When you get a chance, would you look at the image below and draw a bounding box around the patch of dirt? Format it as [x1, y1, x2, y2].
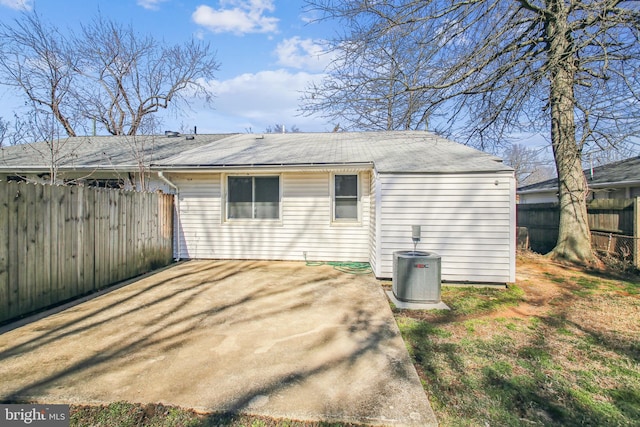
[494, 251, 639, 323]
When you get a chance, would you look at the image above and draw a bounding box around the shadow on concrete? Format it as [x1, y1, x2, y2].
[0, 260, 436, 426]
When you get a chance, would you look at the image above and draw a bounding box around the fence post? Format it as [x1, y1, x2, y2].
[635, 197, 639, 269]
[0, 181, 8, 323]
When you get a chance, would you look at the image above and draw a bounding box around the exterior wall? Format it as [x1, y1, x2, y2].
[369, 170, 379, 275]
[518, 191, 557, 204]
[592, 185, 640, 200]
[168, 171, 371, 262]
[375, 172, 516, 283]
[520, 185, 640, 204]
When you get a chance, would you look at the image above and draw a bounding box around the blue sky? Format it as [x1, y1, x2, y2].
[0, 0, 336, 134]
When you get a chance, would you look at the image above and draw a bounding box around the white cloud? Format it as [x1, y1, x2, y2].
[192, 0, 279, 35]
[182, 69, 329, 132]
[137, 0, 168, 10]
[299, 9, 322, 25]
[275, 37, 331, 72]
[0, 0, 32, 10]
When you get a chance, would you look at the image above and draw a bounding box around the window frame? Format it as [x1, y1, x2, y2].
[332, 173, 360, 223]
[226, 174, 281, 221]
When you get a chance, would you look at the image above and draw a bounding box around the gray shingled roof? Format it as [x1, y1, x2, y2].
[154, 131, 512, 173]
[0, 134, 235, 171]
[518, 155, 640, 193]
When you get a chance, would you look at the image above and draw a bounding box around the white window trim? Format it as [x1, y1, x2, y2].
[223, 174, 282, 223]
[331, 172, 361, 225]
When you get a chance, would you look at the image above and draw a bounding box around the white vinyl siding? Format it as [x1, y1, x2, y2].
[369, 170, 379, 275]
[170, 171, 371, 262]
[518, 191, 558, 204]
[170, 174, 220, 259]
[375, 173, 516, 283]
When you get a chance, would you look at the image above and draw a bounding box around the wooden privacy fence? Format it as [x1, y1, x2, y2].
[517, 198, 640, 268]
[0, 180, 174, 324]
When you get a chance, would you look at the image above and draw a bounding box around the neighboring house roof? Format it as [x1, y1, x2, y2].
[518, 155, 640, 194]
[153, 131, 512, 173]
[0, 133, 236, 173]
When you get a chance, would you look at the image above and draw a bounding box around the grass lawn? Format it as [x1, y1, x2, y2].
[70, 402, 364, 427]
[69, 252, 639, 426]
[394, 251, 639, 426]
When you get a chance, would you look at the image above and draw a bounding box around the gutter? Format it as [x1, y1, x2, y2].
[148, 162, 375, 173]
[588, 179, 640, 188]
[0, 165, 145, 173]
[157, 171, 182, 261]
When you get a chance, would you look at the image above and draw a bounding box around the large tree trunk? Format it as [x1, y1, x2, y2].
[549, 94, 595, 265]
[546, 0, 598, 266]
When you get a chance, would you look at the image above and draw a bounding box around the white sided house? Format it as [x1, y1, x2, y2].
[153, 131, 516, 284]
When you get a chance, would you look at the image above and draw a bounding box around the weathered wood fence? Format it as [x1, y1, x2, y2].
[0, 180, 174, 324]
[517, 198, 640, 268]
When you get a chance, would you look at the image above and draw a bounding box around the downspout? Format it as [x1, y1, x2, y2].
[158, 171, 181, 261]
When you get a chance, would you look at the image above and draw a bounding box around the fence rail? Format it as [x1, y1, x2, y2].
[0, 180, 174, 324]
[517, 197, 640, 269]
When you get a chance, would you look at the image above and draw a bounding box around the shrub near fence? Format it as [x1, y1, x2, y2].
[0, 180, 174, 324]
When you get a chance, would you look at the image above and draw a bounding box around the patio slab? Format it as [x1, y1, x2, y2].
[0, 260, 437, 426]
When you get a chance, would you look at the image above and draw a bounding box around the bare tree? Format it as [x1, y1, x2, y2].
[503, 144, 556, 187]
[304, 0, 640, 265]
[585, 144, 640, 168]
[301, 21, 440, 131]
[0, 11, 80, 137]
[0, 117, 8, 147]
[0, 12, 220, 138]
[75, 15, 219, 136]
[11, 105, 77, 184]
[0, 115, 31, 148]
[265, 124, 302, 133]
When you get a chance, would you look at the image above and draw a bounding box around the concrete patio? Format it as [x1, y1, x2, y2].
[0, 260, 437, 426]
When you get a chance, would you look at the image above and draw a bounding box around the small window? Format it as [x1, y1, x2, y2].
[334, 174, 359, 221]
[228, 176, 280, 220]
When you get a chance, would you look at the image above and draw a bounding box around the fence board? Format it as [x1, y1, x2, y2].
[94, 189, 108, 289]
[64, 186, 76, 301]
[42, 185, 53, 307]
[25, 185, 37, 311]
[109, 191, 117, 285]
[635, 197, 639, 268]
[0, 181, 8, 316]
[0, 181, 174, 324]
[84, 189, 95, 294]
[34, 184, 47, 308]
[16, 184, 29, 314]
[75, 186, 85, 295]
[49, 186, 61, 304]
[517, 198, 639, 267]
[7, 184, 20, 320]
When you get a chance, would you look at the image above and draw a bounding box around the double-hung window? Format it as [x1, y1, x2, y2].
[334, 174, 359, 221]
[227, 176, 280, 220]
